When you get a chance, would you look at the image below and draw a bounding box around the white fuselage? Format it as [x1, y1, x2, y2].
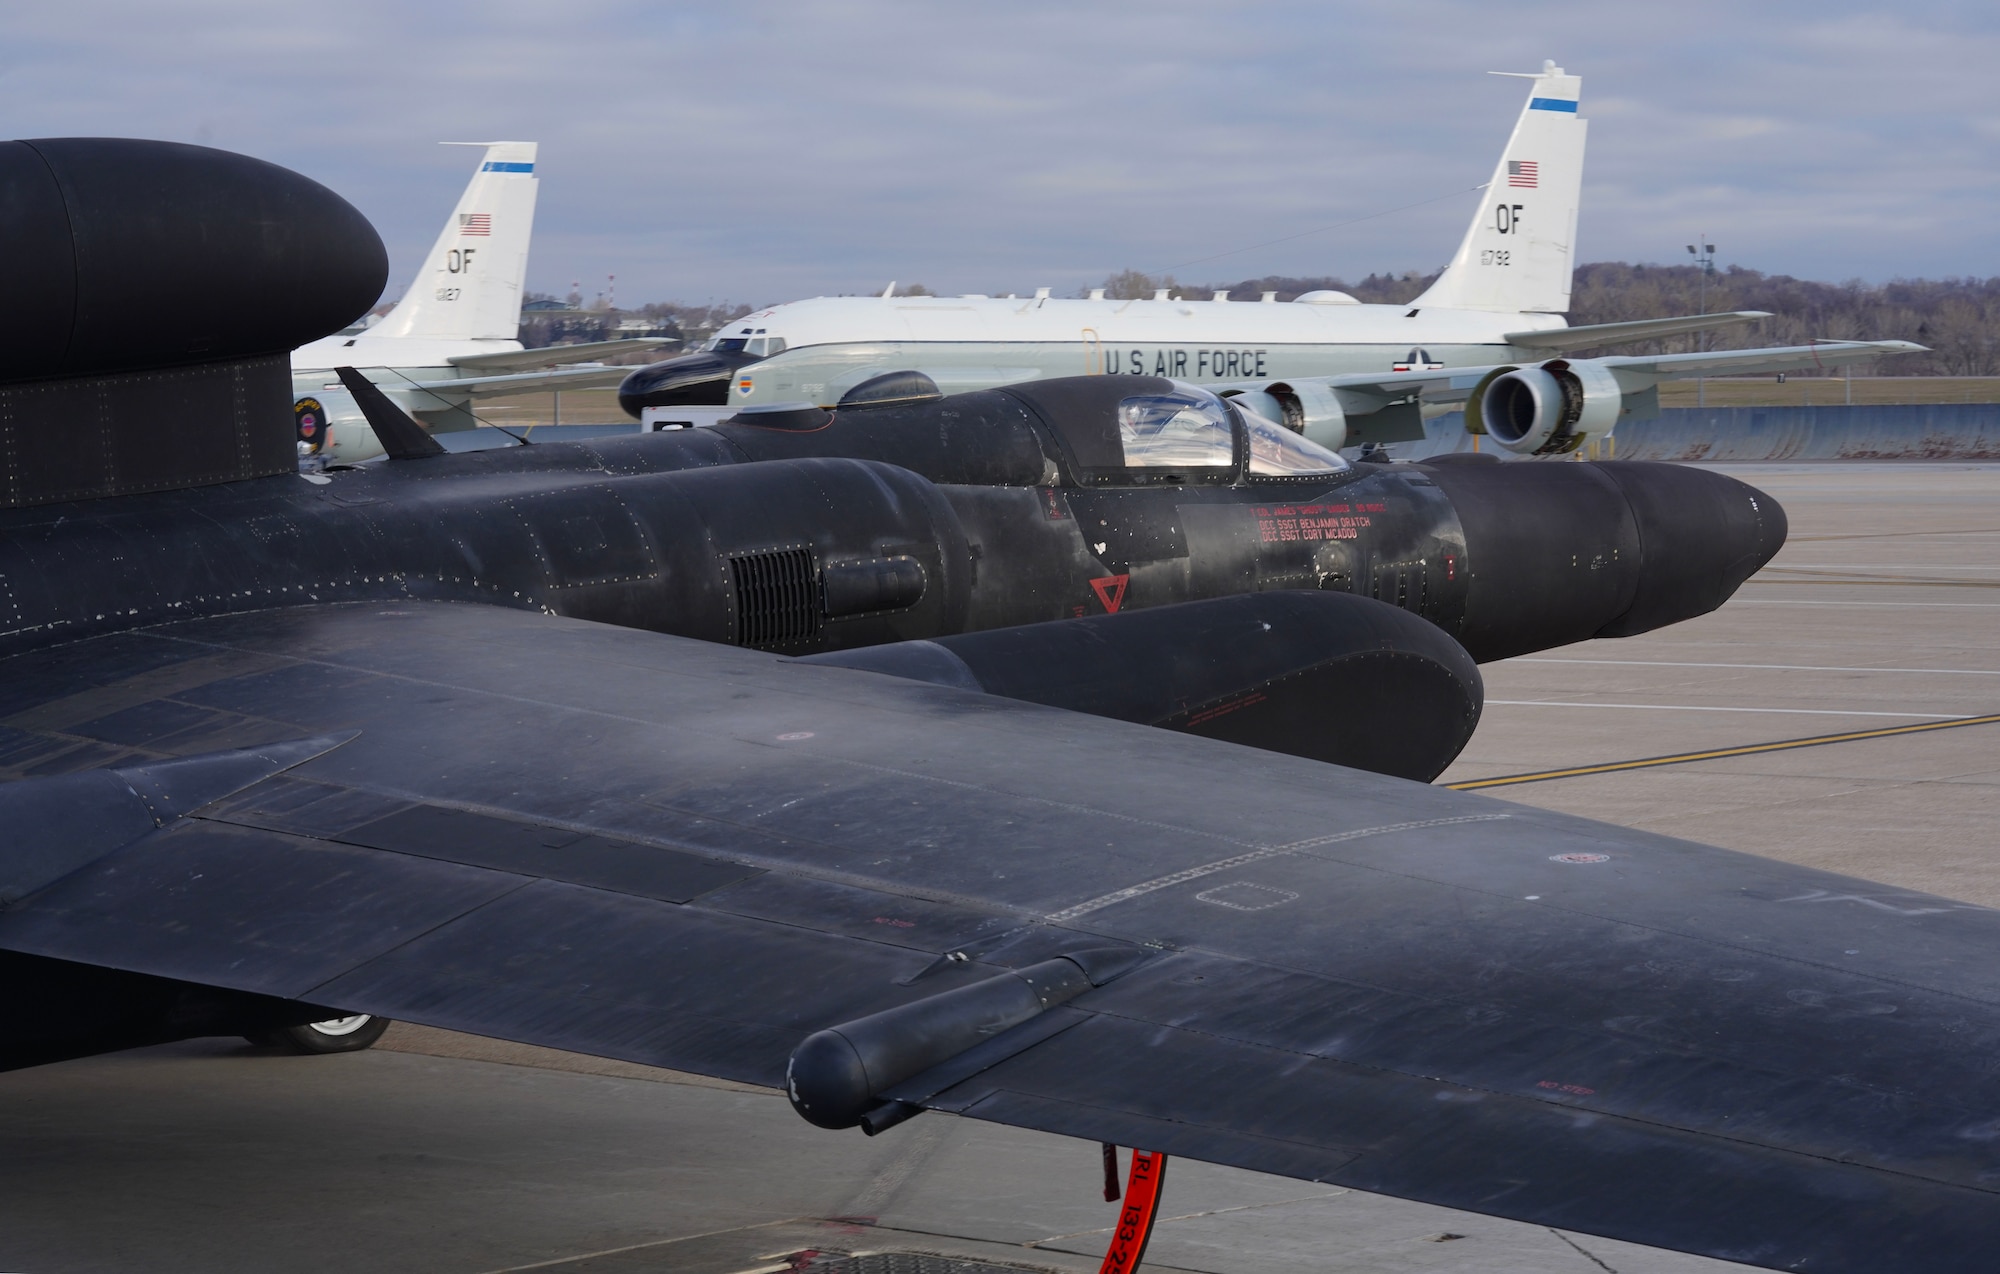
[291, 334, 523, 388]
[723, 294, 1569, 406]
[292, 333, 524, 412]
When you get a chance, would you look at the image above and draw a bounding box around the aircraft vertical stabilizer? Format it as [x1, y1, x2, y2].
[1412, 64, 1584, 314]
[371, 141, 538, 342]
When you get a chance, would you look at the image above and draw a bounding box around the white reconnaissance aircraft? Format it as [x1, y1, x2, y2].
[294, 142, 665, 464]
[619, 64, 1919, 457]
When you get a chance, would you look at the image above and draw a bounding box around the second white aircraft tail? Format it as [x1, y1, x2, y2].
[372, 141, 539, 342]
[1413, 64, 1585, 315]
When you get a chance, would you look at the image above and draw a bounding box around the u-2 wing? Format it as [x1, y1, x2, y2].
[5, 600, 2000, 1272]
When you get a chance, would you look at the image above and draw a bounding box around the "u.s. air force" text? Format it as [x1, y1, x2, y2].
[1101, 348, 1269, 378]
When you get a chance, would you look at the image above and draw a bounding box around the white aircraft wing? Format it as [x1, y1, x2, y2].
[1594, 340, 1929, 380]
[402, 365, 637, 400]
[446, 338, 670, 373]
[1262, 340, 1927, 408]
[1502, 311, 1771, 351]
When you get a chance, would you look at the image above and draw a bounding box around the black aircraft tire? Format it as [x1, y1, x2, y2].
[246, 1014, 391, 1054]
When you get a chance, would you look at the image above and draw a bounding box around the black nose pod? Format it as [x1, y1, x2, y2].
[1590, 461, 1788, 637]
[1418, 458, 1786, 661]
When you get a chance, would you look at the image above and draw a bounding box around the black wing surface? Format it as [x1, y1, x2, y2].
[5, 600, 2000, 1270]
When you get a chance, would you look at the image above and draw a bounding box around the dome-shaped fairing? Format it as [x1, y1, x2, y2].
[0, 139, 387, 383]
[837, 369, 943, 411]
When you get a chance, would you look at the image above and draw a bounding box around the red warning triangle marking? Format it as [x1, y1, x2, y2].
[1090, 574, 1129, 614]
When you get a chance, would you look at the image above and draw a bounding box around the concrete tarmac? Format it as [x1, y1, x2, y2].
[3, 463, 1995, 1274]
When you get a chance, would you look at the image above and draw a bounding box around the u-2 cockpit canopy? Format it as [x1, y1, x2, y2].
[999, 376, 1348, 486]
[691, 374, 1351, 492]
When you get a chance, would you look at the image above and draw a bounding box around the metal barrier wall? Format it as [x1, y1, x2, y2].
[1405, 404, 2000, 462]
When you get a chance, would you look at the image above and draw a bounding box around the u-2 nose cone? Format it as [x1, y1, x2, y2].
[1592, 462, 1787, 637]
[1416, 456, 1787, 661]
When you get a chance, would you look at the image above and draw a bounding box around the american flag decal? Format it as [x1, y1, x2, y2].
[458, 213, 492, 236]
[1507, 161, 1539, 189]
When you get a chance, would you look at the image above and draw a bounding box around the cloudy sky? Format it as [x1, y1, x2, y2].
[6, 1, 1997, 308]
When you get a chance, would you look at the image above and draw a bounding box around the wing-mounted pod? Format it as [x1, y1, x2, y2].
[801, 590, 1484, 781]
[1220, 380, 1348, 452]
[788, 947, 1148, 1133]
[1466, 358, 1623, 455]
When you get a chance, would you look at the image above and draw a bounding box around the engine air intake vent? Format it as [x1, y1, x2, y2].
[728, 547, 822, 648]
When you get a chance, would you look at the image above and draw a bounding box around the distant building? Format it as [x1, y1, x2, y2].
[517, 300, 680, 352]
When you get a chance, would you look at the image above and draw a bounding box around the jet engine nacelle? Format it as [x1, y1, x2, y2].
[1466, 358, 1622, 455]
[1222, 380, 1347, 452]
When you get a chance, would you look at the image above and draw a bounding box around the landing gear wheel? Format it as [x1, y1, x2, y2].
[246, 1014, 391, 1054]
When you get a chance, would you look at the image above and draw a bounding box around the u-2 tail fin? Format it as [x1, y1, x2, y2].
[371, 141, 538, 342]
[1411, 63, 1584, 315]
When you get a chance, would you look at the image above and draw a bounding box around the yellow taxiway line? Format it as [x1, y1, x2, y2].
[1447, 712, 2000, 791]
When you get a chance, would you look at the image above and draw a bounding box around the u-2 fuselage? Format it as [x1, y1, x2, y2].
[0, 376, 1781, 672]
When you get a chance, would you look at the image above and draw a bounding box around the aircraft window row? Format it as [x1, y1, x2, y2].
[1114, 390, 1235, 469]
[705, 333, 786, 356]
[1241, 405, 1349, 476]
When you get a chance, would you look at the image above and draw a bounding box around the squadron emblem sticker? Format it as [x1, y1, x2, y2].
[294, 397, 326, 454]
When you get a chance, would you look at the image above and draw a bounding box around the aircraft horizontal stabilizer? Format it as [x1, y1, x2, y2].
[403, 365, 639, 399]
[1504, 311, 1771, 351]
[446, 338, 671, 373]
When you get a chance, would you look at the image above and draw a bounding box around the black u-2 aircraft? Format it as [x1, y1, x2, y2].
[3, 139, 1998, 1273]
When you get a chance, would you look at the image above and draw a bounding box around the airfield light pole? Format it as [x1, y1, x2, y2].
[1688, 239, 1716, 407]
